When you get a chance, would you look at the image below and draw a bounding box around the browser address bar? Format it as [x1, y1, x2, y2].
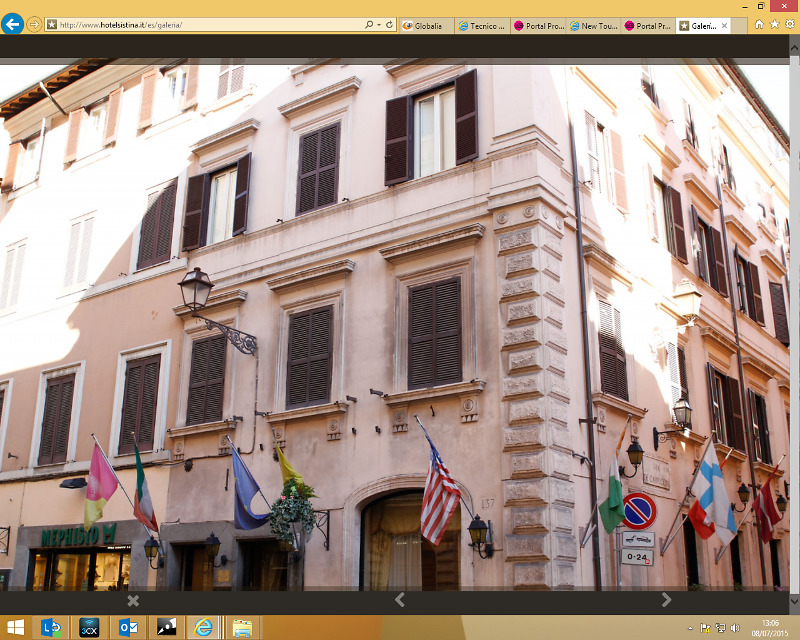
[44, 17, 396, 32]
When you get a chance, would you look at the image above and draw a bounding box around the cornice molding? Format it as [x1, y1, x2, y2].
[760, 249, 787, 277]
[724, 213, 757, 247]
[278, 76, 362, 119]
[699, 324, 738, 358]
[641, 134, 681, 171]
[683, 172, 720, 212]
[583, 243, 633, 289]
[266, 259, 354, 292]
[190, 118, 260, 156]
[172, 289, 247, 318]
[379, 224, 484, 263]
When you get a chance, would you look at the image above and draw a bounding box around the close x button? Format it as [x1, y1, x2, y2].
[771, 0, 798, 11]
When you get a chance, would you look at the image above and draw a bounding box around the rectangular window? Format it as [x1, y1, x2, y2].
[78, 102, 108, 159]
[156, 63, 188, 121]
[407, 278, 462, 390]
[655, 180, 688, 263]
[64, 217, 94, 289]
[748, 391, 772, 464]
[0, 243, 26, 313]
[696, 218, 711, 284]
[15, 134, 43, 187]
[38, 374, 75, 465]
[415, 86, 456, 178]
[706, 364, 746, 451]
[641, 64, 658, 106]
[735, 253, 765, 324]
[181, 154, 250, 251]
[286, 306, 333, 408]
[384, 69, 478, 187]
[769, 281, 789, 346]
[186, 335, 226, 426]
[667, 343, 689, 408]
[683, 100, 699, 150]
[721, 144, 736, 191]
[296, 123, 340, 215]
[119, 355, 160, 454]
[598, 301, 628, 401]
[218, 59, 245, 99]
[138, 181, 177, 270]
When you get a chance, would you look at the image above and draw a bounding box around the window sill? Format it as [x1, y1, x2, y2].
[591, 392, 647, 425]
[639, 93, 669, 128]
[7, 177, 39, 200]
[712, 442, 746, 465]
[167, 419, 238, 439]
[721, 183, 746, 212]
[144, 109, 194, 139]
[107, 449, 172, 467]
[753, 461, 783, 478]
[200, 85, 255, 116]
[70, 146, 112, 172]
[266, 402, 350, 442]
[383, 380, 486, 432]
[682, 139, 709, 172]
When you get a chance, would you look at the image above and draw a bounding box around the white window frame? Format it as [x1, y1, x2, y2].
[712, 371, 728, 446]
[29, 362, 86, 468]
[207, 165, 238, 245]
[108, 340, 172, 459]
[78, 102, 108, 159]
[62, 213, 95, 293]
[156, 63, 189, 123]
[274, 288, 345, 413]
[218, 59, 245, 99]
[413, 85, 456, 179]
[393, 258, 476, 393]
[0, 378, 13, 467]
[0, 240, 27, 316]
[15, 134, 43, 188]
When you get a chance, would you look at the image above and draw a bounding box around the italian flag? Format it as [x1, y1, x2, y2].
[133, 445, 158, 531]
[599, 450, 625, 533]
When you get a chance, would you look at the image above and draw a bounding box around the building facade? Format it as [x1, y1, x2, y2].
[0, 60, 789, 591]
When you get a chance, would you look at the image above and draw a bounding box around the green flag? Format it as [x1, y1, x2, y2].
[599, 451, 625, 533]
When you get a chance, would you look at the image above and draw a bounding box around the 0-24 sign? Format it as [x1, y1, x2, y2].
[621, 548, 654, 566]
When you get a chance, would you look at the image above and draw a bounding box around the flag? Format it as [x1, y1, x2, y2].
[277, 444, 303, 487]
[133, 445, 158, 532]
[85, 444, 118, 531]
[420, 435, 461, 546]
[688, 442, 736, 545]
[754, 481, 782, 544]
[231, 445, 269, 530]
[599, 450, 625, 533]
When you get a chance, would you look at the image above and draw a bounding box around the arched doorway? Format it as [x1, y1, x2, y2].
[359, 490, 460, 590]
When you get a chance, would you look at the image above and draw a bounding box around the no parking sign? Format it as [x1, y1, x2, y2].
[622, 492, 657, 530]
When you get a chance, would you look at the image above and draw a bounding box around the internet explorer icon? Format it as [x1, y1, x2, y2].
[569, 21, 580, 31]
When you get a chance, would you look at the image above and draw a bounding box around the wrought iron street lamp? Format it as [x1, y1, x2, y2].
[654, 398, 693, 451]
[178, 268, 258, 356]
[468, 514, 494, 559]
[144, 536, 164, 569]
[618, 440, 645, 478]
[204, 532, 227, 567]
[776, 494, 788, 516]
[673, 279, 702, 326]
[731, 482, 751, 512]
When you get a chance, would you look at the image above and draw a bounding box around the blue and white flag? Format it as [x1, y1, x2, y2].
[688, 442, 736, 545]
[230, 444, 270, 530]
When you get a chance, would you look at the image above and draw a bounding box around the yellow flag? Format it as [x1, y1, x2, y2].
[277, 445, 303, 487]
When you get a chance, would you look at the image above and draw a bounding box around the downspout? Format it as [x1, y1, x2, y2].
[568, 112, 603, 591]
[715, 176, 768, 587]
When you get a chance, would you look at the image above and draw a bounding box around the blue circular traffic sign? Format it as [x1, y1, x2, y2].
[622, 492, 657, 530]
[2, 13, 24, 34]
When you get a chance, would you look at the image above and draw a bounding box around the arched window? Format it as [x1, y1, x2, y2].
[360, 491, 460, 590]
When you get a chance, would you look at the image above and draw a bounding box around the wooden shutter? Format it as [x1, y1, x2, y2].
[103, 87, 123, 147]
[613, 307, 628, 401]
[187, 335, 226, 426]
[183, 60, 199, 109]
[454, 69, 478, 165]
[757, 395, 772, 465]
[645, 166, 659, 242]
[667, 343, 686, 407]
[598, 301, 618, 398]
[710, 227, 728, 297]
[706, 363, 721, 441]
[139, 182, 177, 269]
[2, 142, 21, 193]
[727, 377, 746, 453]
[749, 263, 765, 324]
[64, 223, 80, 287]
[689, 206, 704, 280]
[182, 173, 209, 251]
[0, 389, 4, 425]
[218, 60, 231, 99]
[296, 123, 339, 215]
[678, 346, 689, 401]
[64, 218, 93, 287]
[769, 281, 789, 346]
[64, 108, 83, 164]
[38, 374, 75, 465]
[609, 130, 628, 212]
[385, 96, 412, 186]
[409, 283, 435, 389]
[433, 279, 462, 385]
[119, 355, 160, 454]
[139, 69, 157, 130]
[669, 187, 689, 263]
[584, 112, 600, 190]
[232, 153, 251, 236]
[286, 306, 333, 408]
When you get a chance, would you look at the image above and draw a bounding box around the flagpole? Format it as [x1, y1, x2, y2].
[413, 414, 475, 520]
[226, 433, 272, 511]
[89, 434, 161, 547]
[659, 436, 715, 556]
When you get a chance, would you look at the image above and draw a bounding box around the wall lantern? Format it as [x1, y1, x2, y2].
[776, 494, 788, 516]
[468, 514, 494, 559]
[144, 536, 164, 569]
[654, 398, 693, 451]
[204, 532, 227, 567]
[731, 482, 751, 512]
[673, 279, 702, 326]
[618, 440, 645, 478]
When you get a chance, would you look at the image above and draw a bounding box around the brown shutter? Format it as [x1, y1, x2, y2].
[182, 174, 209, 251]
[138, 69, 157, 130]
[138, 182, 176, 269]
[232, 153, 251, 236]
[103, 87, 123, 147]
[120, 355, 160, 454]
[598, 301, 618, 398]
[385, 95, 412, 186]
[710, 227, 728, 297]
[187, 335, 226, 426]
[287, 307, 333, 407]
[769, 282, 789, 346]
[64, 108, 83, 164]
[609, 130, 628, 213]
[137, 192, 159, 269]
[727, 378, 746, 453]
[454, 69, 478, 165]
[706, 363, 720, 440]
[434, 279, 462, 385]
[678, 345, 689, 401]
[670, 187, 688, 263]
[689, 206, 703, 279]
[757, 395, 772, 465]
[38, 374, 75, 465]
[749, 262, 765, 324]
[409, 283, 435, 389]
[183, 60, 199, 110]
[2, 142, 21, 193]
[296, 124, 339, 215]
[613, 307, 628, 401]
[0, 389, 4, 424]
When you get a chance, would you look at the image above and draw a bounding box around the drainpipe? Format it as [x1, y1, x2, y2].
[568, 112, 603, 591]
[715, 176, 768, 587]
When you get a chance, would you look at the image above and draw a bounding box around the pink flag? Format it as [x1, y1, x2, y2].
[85, 444, 118, 531]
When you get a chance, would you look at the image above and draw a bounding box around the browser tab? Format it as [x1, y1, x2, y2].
[454, 18, 511, 33]
[399, 18, 454, 33]
[622, 18, 676, 33]
[511, 18, 567, 33]
[676, 17, 732, 33]
[566, 18, 622, 33]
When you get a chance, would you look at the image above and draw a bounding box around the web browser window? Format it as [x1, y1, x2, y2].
[0, 1, 796, 638]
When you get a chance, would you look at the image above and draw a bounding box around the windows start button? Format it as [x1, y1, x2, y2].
[677, 17, 731, 33]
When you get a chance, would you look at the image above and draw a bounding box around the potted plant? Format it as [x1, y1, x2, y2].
[270, 478, 317, 546]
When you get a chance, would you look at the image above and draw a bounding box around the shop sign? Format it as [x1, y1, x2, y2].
[40, 523, 117, 547]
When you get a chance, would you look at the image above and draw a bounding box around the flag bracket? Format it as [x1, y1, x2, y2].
[314, 510, 330, 550]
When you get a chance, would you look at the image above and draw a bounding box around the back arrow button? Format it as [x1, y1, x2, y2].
[395, 592, 405, 607]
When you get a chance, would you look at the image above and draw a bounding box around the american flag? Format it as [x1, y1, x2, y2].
[420, 435, 461, 546]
